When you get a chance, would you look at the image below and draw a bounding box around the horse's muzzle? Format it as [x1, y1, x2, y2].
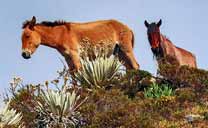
[151, 47, 160, 55]
[151, 47, 163, 58]
[22, 51, 31, 59]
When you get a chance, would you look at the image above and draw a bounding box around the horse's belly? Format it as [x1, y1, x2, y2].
[78, 36, 117, 59]
[177, 50, 196, 68]
[76, 26, 118, 58]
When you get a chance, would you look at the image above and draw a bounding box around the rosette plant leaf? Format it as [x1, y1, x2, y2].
[75, 55, 122, 88]
[0, 102, 23, 128]
[35, 90, 87, 128]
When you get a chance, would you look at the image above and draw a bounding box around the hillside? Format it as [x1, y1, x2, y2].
[1, 55, 208, 128]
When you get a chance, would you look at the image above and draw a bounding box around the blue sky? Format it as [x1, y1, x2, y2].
[0, 0, 208, 93]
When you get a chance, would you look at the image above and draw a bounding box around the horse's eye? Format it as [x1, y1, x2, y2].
[25, 35, 30, 38]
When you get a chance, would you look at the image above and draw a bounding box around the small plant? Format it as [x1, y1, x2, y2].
[5, 77, 40, 128]
[137, 70, 152, 79]
[144, 83, 174, 98]
[0, 101, 23, 128]
[75, 55, 122, 89]
[35, 90, 87, 128]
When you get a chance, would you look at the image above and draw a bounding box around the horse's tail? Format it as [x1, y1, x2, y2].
[113, 42, 120, 56]
[193, 54, 197, 68]
[113, 30, 135, 55]
[131, 30, 135, 48]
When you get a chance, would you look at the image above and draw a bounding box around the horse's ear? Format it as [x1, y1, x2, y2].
[144, 20, 149, 27]
[29, 16, 36, 30]
[31, 16, 36, 25]
[157, 19, 162, 27]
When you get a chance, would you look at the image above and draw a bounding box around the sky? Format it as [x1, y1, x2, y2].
[0, 0, 208, 93]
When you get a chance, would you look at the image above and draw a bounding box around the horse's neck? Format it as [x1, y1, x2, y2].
[160, 34, 175, 55]
[34, 25, 63, 48]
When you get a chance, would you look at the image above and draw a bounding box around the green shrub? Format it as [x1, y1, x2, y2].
[112, 69, 153, 98]
[79, 89, 156, 128]
[7, 78, 39, 128]
[144, 83, 174, 98]
[137, 70, 152, 79]
[158, 55, 208, 88]
[79, 88, 179, 128]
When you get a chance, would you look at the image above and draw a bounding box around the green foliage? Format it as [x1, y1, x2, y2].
[144, 83, 174, 98]
[137, 70, 152, 79]
[111, 69, 153, 98]
[0, 101, 23, 128]
[75, 55, 122, 89]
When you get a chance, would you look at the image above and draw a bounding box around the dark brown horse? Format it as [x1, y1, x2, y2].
[144, 19, 197, 68]
[21, 16, 139, 73]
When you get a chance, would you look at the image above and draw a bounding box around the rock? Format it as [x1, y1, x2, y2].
[185, 114, 204, 123]
[139, 77, 156, 87]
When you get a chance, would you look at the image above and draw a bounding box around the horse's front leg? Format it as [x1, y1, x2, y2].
[65, 50, 81, 86]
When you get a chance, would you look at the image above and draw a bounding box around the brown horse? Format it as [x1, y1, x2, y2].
[21, 16, 139, 73]
[144, 19, 197, 68]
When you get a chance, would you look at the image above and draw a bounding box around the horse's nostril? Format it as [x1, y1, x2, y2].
[22, 52, 31, 59]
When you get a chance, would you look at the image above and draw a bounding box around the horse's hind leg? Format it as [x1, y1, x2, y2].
[118, 50, 139, 70]
[118, 32, 139, 70]
[114, 45, 139, 70]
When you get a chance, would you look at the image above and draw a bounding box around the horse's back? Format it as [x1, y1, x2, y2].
[176, 47, 197, 68]
[161, 36, 197, 68]
[69, 19, 132, 45]
[70, 19, 129, 31]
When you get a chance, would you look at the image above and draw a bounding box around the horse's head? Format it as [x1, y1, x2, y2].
[144, 19, 163, 58]
[21, 16, 41, 59]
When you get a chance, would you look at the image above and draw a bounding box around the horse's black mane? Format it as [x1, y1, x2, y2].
[22, 20, 67, 28]
[22, 20, 31, 28]
[39, 20, 67, 27]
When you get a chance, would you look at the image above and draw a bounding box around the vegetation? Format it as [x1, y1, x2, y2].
[144, 83, 174, 98]
[35, 90, 87, 128]
[75, 55, 122, 89]
[2, 54, 208, 127]
[0, 101, 23, 128]
[158, 55, 208, 88]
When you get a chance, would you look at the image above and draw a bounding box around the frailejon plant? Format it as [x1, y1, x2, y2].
[75, 55, 122, 89]
[35, 90, 87, 128]
[0, 101, 23, 128]
[144, 83, 174, 98]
